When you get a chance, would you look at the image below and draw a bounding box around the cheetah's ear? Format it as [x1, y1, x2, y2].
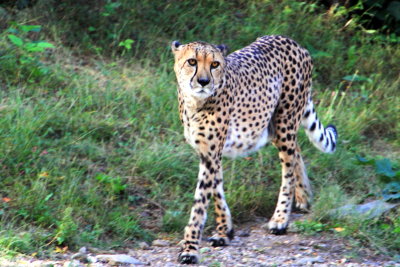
[171, 40, 182, 53]
[216, 44, 228, 56]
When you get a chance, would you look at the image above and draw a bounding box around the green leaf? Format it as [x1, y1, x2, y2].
[7, 34, 23, 46]
[19, 25, 41, 33]
[24, 43, 45, 52]
[375, 158, 396, 178]
[382, 182, 400, 202]
[343, 74, 372, 83]
[7, 28, 18, 34]
[119, 39, 134, 50]
[355, 155, 374, 165]
[307, 44, 332, 58]
[36, 42, 55, 48]
[364, 29, 377, 34]
[44, 193, 53, 202]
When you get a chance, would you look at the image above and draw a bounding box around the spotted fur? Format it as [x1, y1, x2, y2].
[171, 35, 338, 264]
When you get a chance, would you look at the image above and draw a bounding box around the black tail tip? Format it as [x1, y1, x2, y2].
[326, 124, 338, 139]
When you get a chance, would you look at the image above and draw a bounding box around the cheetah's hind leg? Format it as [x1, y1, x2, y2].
[293, 144, 312, 211]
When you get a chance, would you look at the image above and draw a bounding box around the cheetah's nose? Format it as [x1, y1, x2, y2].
[197, 78, 210, 87]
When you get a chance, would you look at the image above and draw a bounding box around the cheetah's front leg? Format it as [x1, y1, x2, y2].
[178, 155, 218, 264]
[208, 167, 234, 247]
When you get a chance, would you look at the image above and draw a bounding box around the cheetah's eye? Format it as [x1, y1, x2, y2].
[187, 59, 197, 66]
[211, 61, 220, 69]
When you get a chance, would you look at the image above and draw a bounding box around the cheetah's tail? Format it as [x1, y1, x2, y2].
[301, 99, 338, 153]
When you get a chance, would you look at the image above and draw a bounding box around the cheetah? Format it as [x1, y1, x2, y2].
[171, 35, 338, 264]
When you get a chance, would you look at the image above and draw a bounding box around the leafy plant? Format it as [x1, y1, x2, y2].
[356, 156, 399, 180]
[55, 207, 78, 245]
[0, 23, 55, 84]
[382, 182, 400, 202]
[118, 39, 134, 55]
[101, 1, 121, 17]
[95, 174, 127, 195]
[356, 155, 400, 202]
[293, 220, 330, 235]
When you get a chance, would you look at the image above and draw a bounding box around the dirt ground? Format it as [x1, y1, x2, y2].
[1, 215, 399, 267]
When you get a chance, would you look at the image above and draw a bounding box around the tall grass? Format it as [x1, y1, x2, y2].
[0, 0, 399, 257]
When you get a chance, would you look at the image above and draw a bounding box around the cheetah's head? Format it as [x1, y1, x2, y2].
[171, 40, 228, 100]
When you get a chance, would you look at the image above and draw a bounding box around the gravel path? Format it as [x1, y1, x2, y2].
[133, 221, 397, 267]
[1, 216, 398, 267]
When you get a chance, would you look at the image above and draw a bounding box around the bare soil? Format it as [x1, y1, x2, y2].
[1, 215, 398, 267]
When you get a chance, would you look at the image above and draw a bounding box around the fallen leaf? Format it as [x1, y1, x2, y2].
[39, 172, 49, 177]
[54, 246, 68, 253]
[2, 197, 11, 202]
[334, 227, 345, 232]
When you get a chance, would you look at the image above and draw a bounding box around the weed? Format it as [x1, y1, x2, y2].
[294, 220, 330, 235]
[95, 174, 127, 195]
[0, 23, 55, 85]
[55, 207, 78, 245]
[356, 156, 400, 202]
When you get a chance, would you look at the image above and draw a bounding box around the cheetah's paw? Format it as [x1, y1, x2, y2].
[178, 252, 199, 264]
[268, 220, 288, 235]
[207, 236, 230, 247]
[295, 201, 310, 212]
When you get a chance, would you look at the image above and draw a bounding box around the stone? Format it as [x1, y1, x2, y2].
[71, 253, 86, 261]
[330, 200, 399, 219]
[236, 229, 251, 237]
[96, 254, 145, 265]
[63, 260, 84, 267]
[139, 241, 150, 249]
[296, 256, 325, 265]
[78, 247, 87, 254]
[152, 239, 171, 247]
[87, 256, 98, 263]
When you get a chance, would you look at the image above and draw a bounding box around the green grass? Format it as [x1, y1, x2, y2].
[0, 0, 399, 259]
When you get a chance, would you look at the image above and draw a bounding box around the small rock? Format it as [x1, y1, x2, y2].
[78, 247, 87, 254]
[87, 256, 97, 263]
[152, 239, 171, 247]
[96, 254, 145, 265]
[139, 241, 150, 249]
[313, 243, 328, 249]
[63, 260, 84, 267]
[71, 253, 87, 261]
[296, 256, 325, 265]
[236, 229, 251, 237]
[330, 200, 399, 219]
